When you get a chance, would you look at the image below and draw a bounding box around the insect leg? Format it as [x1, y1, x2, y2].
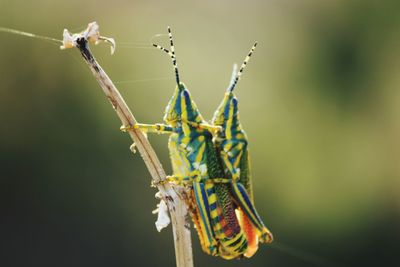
[120, 123, 175, 134]
[230, 182, 273, 243]
[192, 180, 218, 255]
[219, 141, 245, 181]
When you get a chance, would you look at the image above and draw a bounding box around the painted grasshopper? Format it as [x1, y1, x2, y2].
[212, 46, 273, 258]
[122, 27, 272, 259]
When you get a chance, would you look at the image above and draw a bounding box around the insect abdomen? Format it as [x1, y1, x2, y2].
[204, 139, 248, 258]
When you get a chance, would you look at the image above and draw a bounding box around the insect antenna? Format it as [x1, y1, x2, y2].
[228, 41, 257, 93]
[152, 26, 181, 85]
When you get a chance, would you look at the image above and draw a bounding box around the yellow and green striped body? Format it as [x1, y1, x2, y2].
[134, 83, 250, 258]
[210, 43, 274, 257]
[131, 29, 269, 259]
[212, 90, 273, 258]
[164, 84, 249, 259]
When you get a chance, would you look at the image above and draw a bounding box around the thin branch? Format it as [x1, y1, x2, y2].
[61, 22, 193, 267]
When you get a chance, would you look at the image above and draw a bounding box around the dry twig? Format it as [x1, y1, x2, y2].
[61, 22, 194, 267]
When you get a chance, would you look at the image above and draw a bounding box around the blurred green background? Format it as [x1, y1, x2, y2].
[1, 0, 399, 266]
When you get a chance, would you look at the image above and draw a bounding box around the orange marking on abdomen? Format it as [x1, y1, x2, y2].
[237, 208, 259, 258]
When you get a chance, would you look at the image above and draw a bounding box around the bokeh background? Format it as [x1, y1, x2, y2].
[0, 0, 399, 266]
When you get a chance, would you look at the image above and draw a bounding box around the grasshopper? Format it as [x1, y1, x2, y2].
[122, 27, 269, 259]
[127, 27, 247, 259]
[212, 44, 273, 258]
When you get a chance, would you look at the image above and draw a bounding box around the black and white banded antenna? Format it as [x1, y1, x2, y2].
[228, 41, 257, 93]
[152, 26, 181, 85]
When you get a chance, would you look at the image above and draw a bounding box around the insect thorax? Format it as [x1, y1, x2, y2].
[163, 83, 204, 126]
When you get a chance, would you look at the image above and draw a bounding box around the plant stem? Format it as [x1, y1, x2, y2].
[64, 24, 194, 267]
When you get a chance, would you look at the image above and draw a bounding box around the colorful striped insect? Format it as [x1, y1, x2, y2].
[122, 27, 270, 259]
[212, 44, 273, 258]
[121, 27, 243, 258]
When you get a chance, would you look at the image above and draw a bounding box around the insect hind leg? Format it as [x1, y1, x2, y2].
[231, 182, 273, 243]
